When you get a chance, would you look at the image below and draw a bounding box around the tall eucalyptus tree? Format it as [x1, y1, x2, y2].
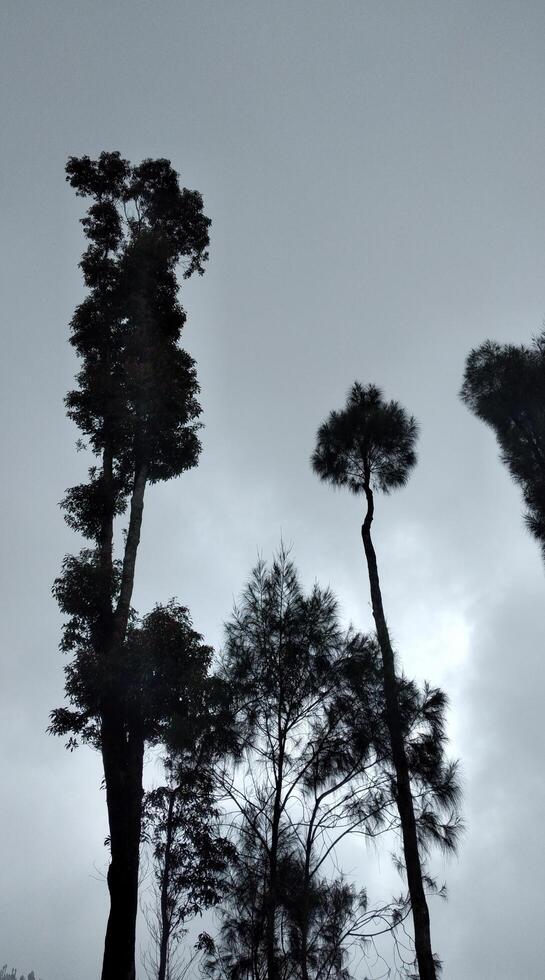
[312, 383, 441, 980]
[51, 152, 210, 980]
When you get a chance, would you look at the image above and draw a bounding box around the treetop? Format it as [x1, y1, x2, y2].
[311, 381, 419, 495]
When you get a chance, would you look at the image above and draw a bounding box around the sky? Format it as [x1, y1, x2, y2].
[1, 1, 545, 977]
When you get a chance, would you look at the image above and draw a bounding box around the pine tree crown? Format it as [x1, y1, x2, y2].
[311, 381, 419, 495]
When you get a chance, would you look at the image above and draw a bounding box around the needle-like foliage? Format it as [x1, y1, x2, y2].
[311, 383, 455, 980]
[312, 383, 419, 495]
[213, 549, 459, 980]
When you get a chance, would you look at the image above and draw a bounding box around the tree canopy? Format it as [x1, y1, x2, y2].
[461, 333, 545, 557]
[312, 382, 419, 495]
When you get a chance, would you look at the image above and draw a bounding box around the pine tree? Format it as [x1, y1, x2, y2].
[219, 550, 343, 980]
[312, 382, 444, 980]
[214, 548, 459, 980]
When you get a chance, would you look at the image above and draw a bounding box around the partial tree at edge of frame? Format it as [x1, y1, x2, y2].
[461, 332, 545, 561]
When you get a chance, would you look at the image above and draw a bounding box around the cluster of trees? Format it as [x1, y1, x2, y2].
[201, 550, 458, 980]
[51, 152, 545, 980]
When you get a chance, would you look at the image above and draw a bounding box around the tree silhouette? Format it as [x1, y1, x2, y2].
[461, 333, 545, 559]
[50, 152, 210, 980]
[213, 549, 459, 980]
[312, 382, 446, 980]
[144, 696, 236, 980]
[204, 838, 371, 980]
[218, 549, 344, 980]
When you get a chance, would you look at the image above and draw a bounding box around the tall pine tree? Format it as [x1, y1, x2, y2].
[312, 382, 447, 980]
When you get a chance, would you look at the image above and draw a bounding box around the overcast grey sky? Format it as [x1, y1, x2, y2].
[2, 2, 545, 977]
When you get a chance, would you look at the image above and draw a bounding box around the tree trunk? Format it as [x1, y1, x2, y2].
[100, 462, 149, 980]
[265, 727, 285, 980]
[94, 443, 115, 655]
[114, 463, 148, 638]
[360, 485, 436, 980]
[101, 719, 145, 980]
[157, 788, 176, 980]
[299, 816, 314, 980]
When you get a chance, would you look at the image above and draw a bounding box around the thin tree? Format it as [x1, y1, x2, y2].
[50, 152, 210, 980]
[461, 332, 545, 559]
[312, 382, 441, 980]
[144, 715, 236, 980]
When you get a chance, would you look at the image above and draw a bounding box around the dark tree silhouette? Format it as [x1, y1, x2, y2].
[214, 549, 459, 980]
[144, 702, 236, 980]
[218, 550, 344, 980]
[201, 836, 269, 980]
[204, 837, 372, 980]
[145, 769, 233, 980]
[461, 333, 545, 559]
[50, 152, 210, 980]
[312, 382, 444, 980]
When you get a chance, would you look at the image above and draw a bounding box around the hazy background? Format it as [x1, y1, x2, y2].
[1, 2, 545, 977]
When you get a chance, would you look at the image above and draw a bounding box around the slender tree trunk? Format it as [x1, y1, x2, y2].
[100, 462, 149, 980]
[157, 788, 176, 980]
[299, 816, 314, 980]
[265, 732, 285, 980]
[264, 593, 289, 980]
[114, 463, 149, 638]
[265, 849, 279, 980]
[299, 910, 310, 980]
[360, 485, 436, 980]
[94, 441, 115, 654]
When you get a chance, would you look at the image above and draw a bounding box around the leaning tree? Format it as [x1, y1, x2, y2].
[461, 333, 545, 561]
[50, 152, 211, 980]
[312, 382, 451, 980]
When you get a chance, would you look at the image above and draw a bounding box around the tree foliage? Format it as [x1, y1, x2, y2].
[53, 150, 211, 741]
[312, 382, 418, 495]
[144, 756, 236, 980]
[461, 332, 545, 556]
[53, 151, 211, 980]
[208, 550, 459, 980]
[143, 667, 237, 980]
